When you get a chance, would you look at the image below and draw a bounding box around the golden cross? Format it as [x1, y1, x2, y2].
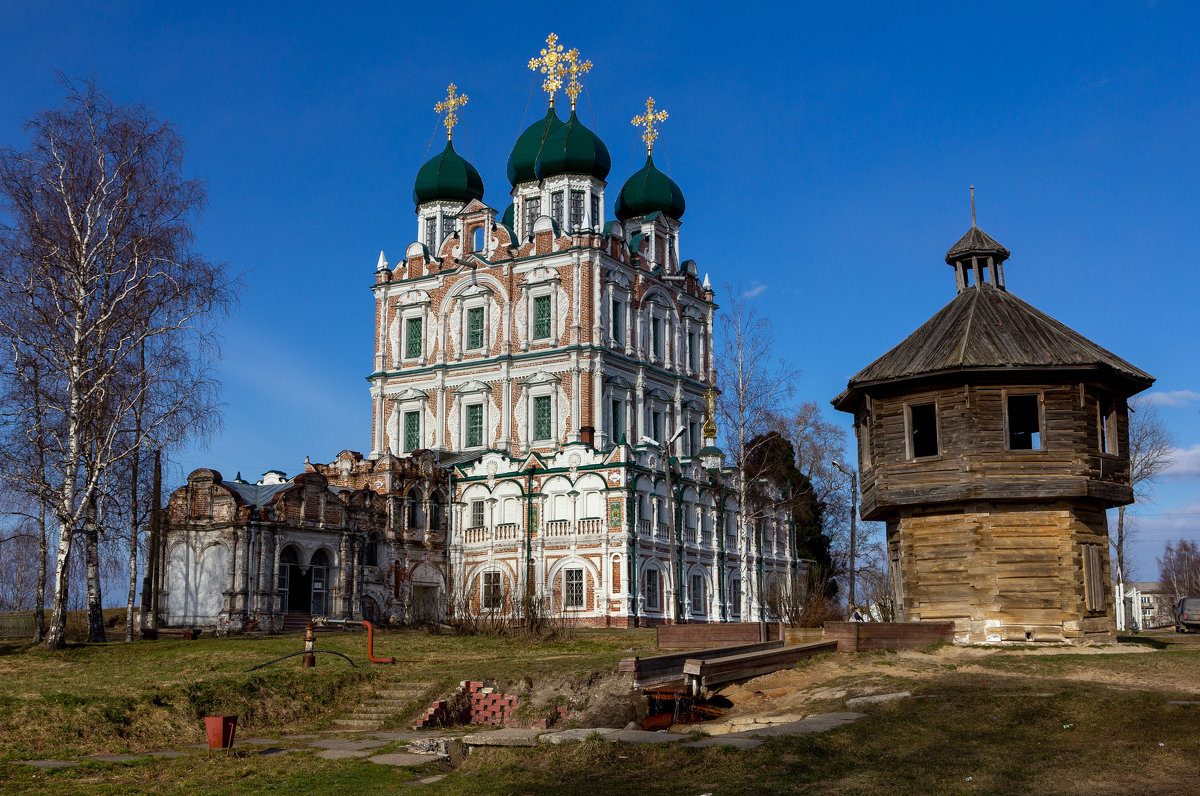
[434, 83, 468, 140]
[631, 97, 669, 155]
[528, 33, 567, 107]
[563, 47, 592, 110]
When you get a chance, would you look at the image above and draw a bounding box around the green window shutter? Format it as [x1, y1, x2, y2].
[403, 411, 420, 452]
[405, 318, 422, 359]
[466, 404, 483, 447]
[533, 295, 552, 340]
[467, 307, 484, 350]
[534, 396, 552, 441]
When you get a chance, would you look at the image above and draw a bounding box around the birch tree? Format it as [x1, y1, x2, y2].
[715, 284, 799, 619]
[0, 77, 234, 649]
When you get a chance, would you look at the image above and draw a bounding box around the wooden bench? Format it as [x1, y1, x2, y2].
[619, 640, 784, 689]
[682, 640, 838, 695]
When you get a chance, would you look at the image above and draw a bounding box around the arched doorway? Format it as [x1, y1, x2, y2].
[279, 546, 312, 614]
[310, 549, 330, 616]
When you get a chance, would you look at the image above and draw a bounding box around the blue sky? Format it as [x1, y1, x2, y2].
[3, 1, 1198, 579]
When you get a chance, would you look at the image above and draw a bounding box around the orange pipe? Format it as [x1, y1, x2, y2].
[361, 621, 395, 664]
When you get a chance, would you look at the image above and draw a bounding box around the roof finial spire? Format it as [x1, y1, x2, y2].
[631, 97, 669, 156]
[970, 185, 977, 227]
[434, 83, 469, 141]
[528, 33, 568, 108]
[563, 46, 592, 111]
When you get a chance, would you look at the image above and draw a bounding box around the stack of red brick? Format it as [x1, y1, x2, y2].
[416, 680, 521, 729]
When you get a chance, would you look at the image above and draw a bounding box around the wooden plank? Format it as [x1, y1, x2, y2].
[620, 640, 785, 689]
[682, 641, 838, 693]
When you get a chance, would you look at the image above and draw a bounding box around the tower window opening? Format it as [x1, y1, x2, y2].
[1007, 394, 1042, 450]
[525, 197, 541, 237]
[907, 402, 939, 459]
[1098, 392, 1118, 454]
[652, 410, 663, 444]
[404, 317, 423, 360]
[963, 263, 974, 287]
[611, 399, 622, 442]
[533, 395, 552, 441]
[688, 331, 698, 371]
[569, 190, 584, 231]
[425, 216, 437, 250]
[651, 317, 663, 359]
[466, 307, 484, 350]
[466, 403, 483, 447]
[611, 299, 623, 343]
[441, 215, 455, 243]
[591, 194, 600, 228]
[472, 226, 484, 253]
[551, 191, 564, 227]
[403, 410, 421, 453]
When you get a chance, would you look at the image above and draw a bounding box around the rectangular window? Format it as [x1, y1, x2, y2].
[1098, 392, 1118, 454]
[645, 568, 660, 609]
[466, 307, 484, 350]
[611, 299, 623, 342]
[551, 191, 564, 227]
[534, 395, 552, 441]
[425, 216, 437, 249]
[466, 403, 483, 447]
[1083, 544, 1104, 612]
[907, 402, 939, 459]
[730, 578, 741, 615]
[365, 538, 379, 567]
[611, 399, 622, 443]
[569, 190, 584, 230]
[691, 574, 705, 614]
[533, 295, 552, 340]
[525, 197, 540, 236]
[482, 571, 501, 609]
[651, 317, 663, 358]
[403, 410, 420, 452]
[1007, 394, 1042, 450]
[591, 194, 600, 228]
[688, 332, 697, 371]
[652, 411, 662, 444]
[441, 215, 455, 243]
[689, 422, 699, 456]
[405, 317, 422, 360]
[470, 500, 485, 528]
[565, 568, 584, 609]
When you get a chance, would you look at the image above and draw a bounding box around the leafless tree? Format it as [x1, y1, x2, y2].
[1115, 396, 1175, 582]
[0, 77, 235, 649]
[1158, 539, 1200, 603]
[715, 283, 800, 619]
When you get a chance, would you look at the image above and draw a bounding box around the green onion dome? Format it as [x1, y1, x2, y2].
[614, 155, 685, 222]
[507, 107, 564, 186]
[534, 110, 611, 181]
[412, 140, 485, 207]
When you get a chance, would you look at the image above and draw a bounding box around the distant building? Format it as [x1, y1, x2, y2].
[833, 204, 1153, 643]
[1125, 582, 1175, 630]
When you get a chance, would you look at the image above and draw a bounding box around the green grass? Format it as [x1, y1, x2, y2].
[3, 630, 1200, 793]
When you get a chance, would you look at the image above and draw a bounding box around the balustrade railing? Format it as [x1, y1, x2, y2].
[578, 518, 604, 535]
[684, 527, 697, 545]
[637, 519, 651, 536]
[495, 522, 520, 541]
[544, 519, 572, 537]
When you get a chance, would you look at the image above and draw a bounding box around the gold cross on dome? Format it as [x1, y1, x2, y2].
[434, 83, 469, 140]
[631, 97, 669, 155]
[528, 33, 567, 107]
[563, 47, 592, 110]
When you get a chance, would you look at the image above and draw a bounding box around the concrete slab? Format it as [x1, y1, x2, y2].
[727, 712, 866, 738]
[845, 692, 910, 708]
[83, 754, 143, 762]
[238, 737, 284, 745]
[368, 752, 437, 767]
[20, 760, 79, 769]
[309, 738, 389, 751]
[539, 727, 619, 744]
[461, 728, 543, 747]
[315, 748, 373, 760]
[681, 736, 763, 750]
[414, 774, 447, 785]
[606, 730, 686, 744]
[146, 751, 190, 759]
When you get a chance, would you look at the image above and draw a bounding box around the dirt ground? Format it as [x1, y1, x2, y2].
[708, 640, 1190, 726]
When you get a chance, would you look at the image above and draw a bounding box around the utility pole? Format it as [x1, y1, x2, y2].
[832, 460, 858, 616]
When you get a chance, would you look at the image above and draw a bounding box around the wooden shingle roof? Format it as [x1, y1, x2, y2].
[945, 225, 1010, 264]
[834, 284, 1153, 406]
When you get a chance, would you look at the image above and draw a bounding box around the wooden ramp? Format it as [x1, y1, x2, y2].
[683, 640, 838, 696]
[619, 641, 785, 690]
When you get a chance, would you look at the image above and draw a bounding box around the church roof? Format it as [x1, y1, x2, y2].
[834, 284, 1153, 406]
[224, 480, 293, 507]
[946, 225, 1010, 264]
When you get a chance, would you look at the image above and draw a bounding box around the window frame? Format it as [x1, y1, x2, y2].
[403, 410, 421, 453]
[482, 571, 502, 610]
[568, 190, 584, 231]
[1098, 391, 1119, 455]
[466, 306, 485, 351]
[525, 196, 541, 238]
[564, 568, 584, 610]
[465, 402, 484, 448]
[551, 191, 564, 228]
[904, 400, 941, 460]
[404, 316, 423, 361]
[590, 193, 600, 229]
[470, 499, 485, 529]
[1004, 390, 1045, 452]
[645, 568, 661, 610]
[533, 395, 553, 441]
[532, 295, 552, 340]
[424, 216, 437, 250]
[690, 573, 705, 614]
[611, 298, 623, 345]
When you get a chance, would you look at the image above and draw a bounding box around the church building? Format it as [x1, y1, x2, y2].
[160, 35, 804, 633]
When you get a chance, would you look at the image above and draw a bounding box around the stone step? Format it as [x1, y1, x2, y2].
[356, 705, 407, 715]
[376, 689, 423, 700]
[332, 719, 383, 730]
[347, 713, 394, 722]
[361, 699, 409, 707]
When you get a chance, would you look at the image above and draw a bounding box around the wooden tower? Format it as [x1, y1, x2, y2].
[832, 208, 1153, 643]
